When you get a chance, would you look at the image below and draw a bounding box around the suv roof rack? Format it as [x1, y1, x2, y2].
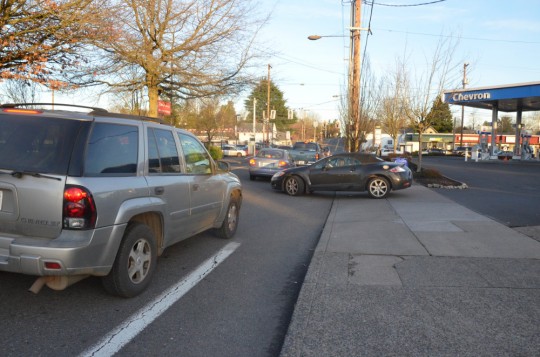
[90, 111, 166, 124]
[0, 103, 109, 113]
[1, 103, 167, 124]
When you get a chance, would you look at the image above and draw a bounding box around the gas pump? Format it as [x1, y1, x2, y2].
[521, 131, 532, 160]
[478, 131, 490, 160]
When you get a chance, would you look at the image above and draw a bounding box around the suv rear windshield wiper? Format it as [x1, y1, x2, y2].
[0, 169, 61, 181]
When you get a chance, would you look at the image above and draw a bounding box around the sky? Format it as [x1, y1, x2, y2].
[43, 0, 540, 129]
[246, 0, 540, 128]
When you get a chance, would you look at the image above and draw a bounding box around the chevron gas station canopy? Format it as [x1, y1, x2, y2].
[443, 81, 540, 159]
[443, 81, 540, 112]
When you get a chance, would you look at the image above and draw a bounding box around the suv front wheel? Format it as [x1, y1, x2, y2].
[215, 196, 240, 239]
[102, 223, 157, 298]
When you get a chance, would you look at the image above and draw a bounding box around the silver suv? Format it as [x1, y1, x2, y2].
[0, 104, 242, 297]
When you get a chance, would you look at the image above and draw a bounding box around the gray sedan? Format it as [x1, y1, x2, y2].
[249, 148, 295, 180]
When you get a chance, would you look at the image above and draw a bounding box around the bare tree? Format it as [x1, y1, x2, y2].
[63, 0, 267, 118]
[523, 112, 540, 134]
[378, 58, 409, 152]
[2, 79, 39, 103]
[182, 98, 222, 145]
[338, 58, 382, 152]
[0, 0, 106, 86]
[404, 35, 461, 171]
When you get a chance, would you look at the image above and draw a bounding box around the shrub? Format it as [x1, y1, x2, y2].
[420, 168, 443, 178]
[208, 146, 223, 160]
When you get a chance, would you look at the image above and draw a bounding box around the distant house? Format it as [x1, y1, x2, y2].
[236, 122, 291, 146]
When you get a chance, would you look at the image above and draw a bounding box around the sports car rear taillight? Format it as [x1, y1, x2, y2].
[63, 186, 97, 229]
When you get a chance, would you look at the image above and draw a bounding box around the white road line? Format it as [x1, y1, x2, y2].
[80, 242, 241, 357]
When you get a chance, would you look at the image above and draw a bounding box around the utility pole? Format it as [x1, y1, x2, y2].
[252, 98, 257, 155]
[459, 62, 469, 148]
[349, 0, 362, 152]
[266, 64, 271, 145]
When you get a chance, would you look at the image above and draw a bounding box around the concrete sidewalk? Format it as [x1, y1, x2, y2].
[280, 184, 540, 357]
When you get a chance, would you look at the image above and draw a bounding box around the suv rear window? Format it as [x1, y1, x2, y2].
[84, 123, 138, 176]
[293, 142, 319, 151]
[0, 115, 82, 174]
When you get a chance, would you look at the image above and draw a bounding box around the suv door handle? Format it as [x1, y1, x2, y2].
[154, 186, 164, 195]
[193, 184, 200, 191]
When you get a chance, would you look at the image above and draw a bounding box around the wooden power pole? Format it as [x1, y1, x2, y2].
[350, 0, 362, 152]
[266, 64, 271, 144]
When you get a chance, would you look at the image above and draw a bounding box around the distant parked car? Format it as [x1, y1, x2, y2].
[222, 144, 247, 157]
[271, 152, 412, 199]
[494, 149, 513, 159]
[249, 148, 295, 180]
[426, 148, 447, 155]
[452, 146, 472, 157]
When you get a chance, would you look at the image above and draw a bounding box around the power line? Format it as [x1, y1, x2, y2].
[375, 28, 540, 44]
[369, 0, 446, 7]
[361, 1, 375, 78]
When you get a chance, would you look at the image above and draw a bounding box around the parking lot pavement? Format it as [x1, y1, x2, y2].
[280, 185, 540, 357]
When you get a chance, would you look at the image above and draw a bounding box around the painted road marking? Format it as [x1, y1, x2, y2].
[80, 242, 241, 357]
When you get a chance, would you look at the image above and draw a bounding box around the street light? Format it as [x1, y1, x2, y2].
[459, 62, 469, 148]
[307, 34, 345, 40]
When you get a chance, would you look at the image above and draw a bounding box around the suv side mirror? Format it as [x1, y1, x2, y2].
[216, 160, 230, 172]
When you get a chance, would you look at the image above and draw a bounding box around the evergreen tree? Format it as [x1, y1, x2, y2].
[244, 79, 293, 132]
[498, 115, 514, 133]
[426, 95, 454, 132]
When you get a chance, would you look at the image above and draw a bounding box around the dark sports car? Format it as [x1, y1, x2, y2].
[271, 152, 412, 199]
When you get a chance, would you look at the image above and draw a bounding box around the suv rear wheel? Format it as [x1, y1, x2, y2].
[102, 223, 157, 298]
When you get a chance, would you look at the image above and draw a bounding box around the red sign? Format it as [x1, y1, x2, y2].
[158, 100, 171, 115]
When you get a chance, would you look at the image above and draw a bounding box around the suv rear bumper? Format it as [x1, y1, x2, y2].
[0, 224, 126, 276]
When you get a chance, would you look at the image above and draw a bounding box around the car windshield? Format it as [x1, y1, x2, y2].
[0, 115, 82, 174]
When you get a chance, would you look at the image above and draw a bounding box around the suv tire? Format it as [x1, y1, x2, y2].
[102, 223, 157, 298]
[215, 196, 240, 239]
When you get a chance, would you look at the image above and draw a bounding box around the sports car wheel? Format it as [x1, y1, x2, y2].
[284, 176, 304, 196]
[367, 177, 390, 199]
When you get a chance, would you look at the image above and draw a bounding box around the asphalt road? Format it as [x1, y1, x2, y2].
[417, 156, 540, 227]
[0, 157, 333, 357]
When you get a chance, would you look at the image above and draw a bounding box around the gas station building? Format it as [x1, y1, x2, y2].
[443, 81, 540, 160]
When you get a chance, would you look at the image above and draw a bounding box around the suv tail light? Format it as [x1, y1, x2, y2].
[315, 153, 320, 160]
[63, 186, 97, 229]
